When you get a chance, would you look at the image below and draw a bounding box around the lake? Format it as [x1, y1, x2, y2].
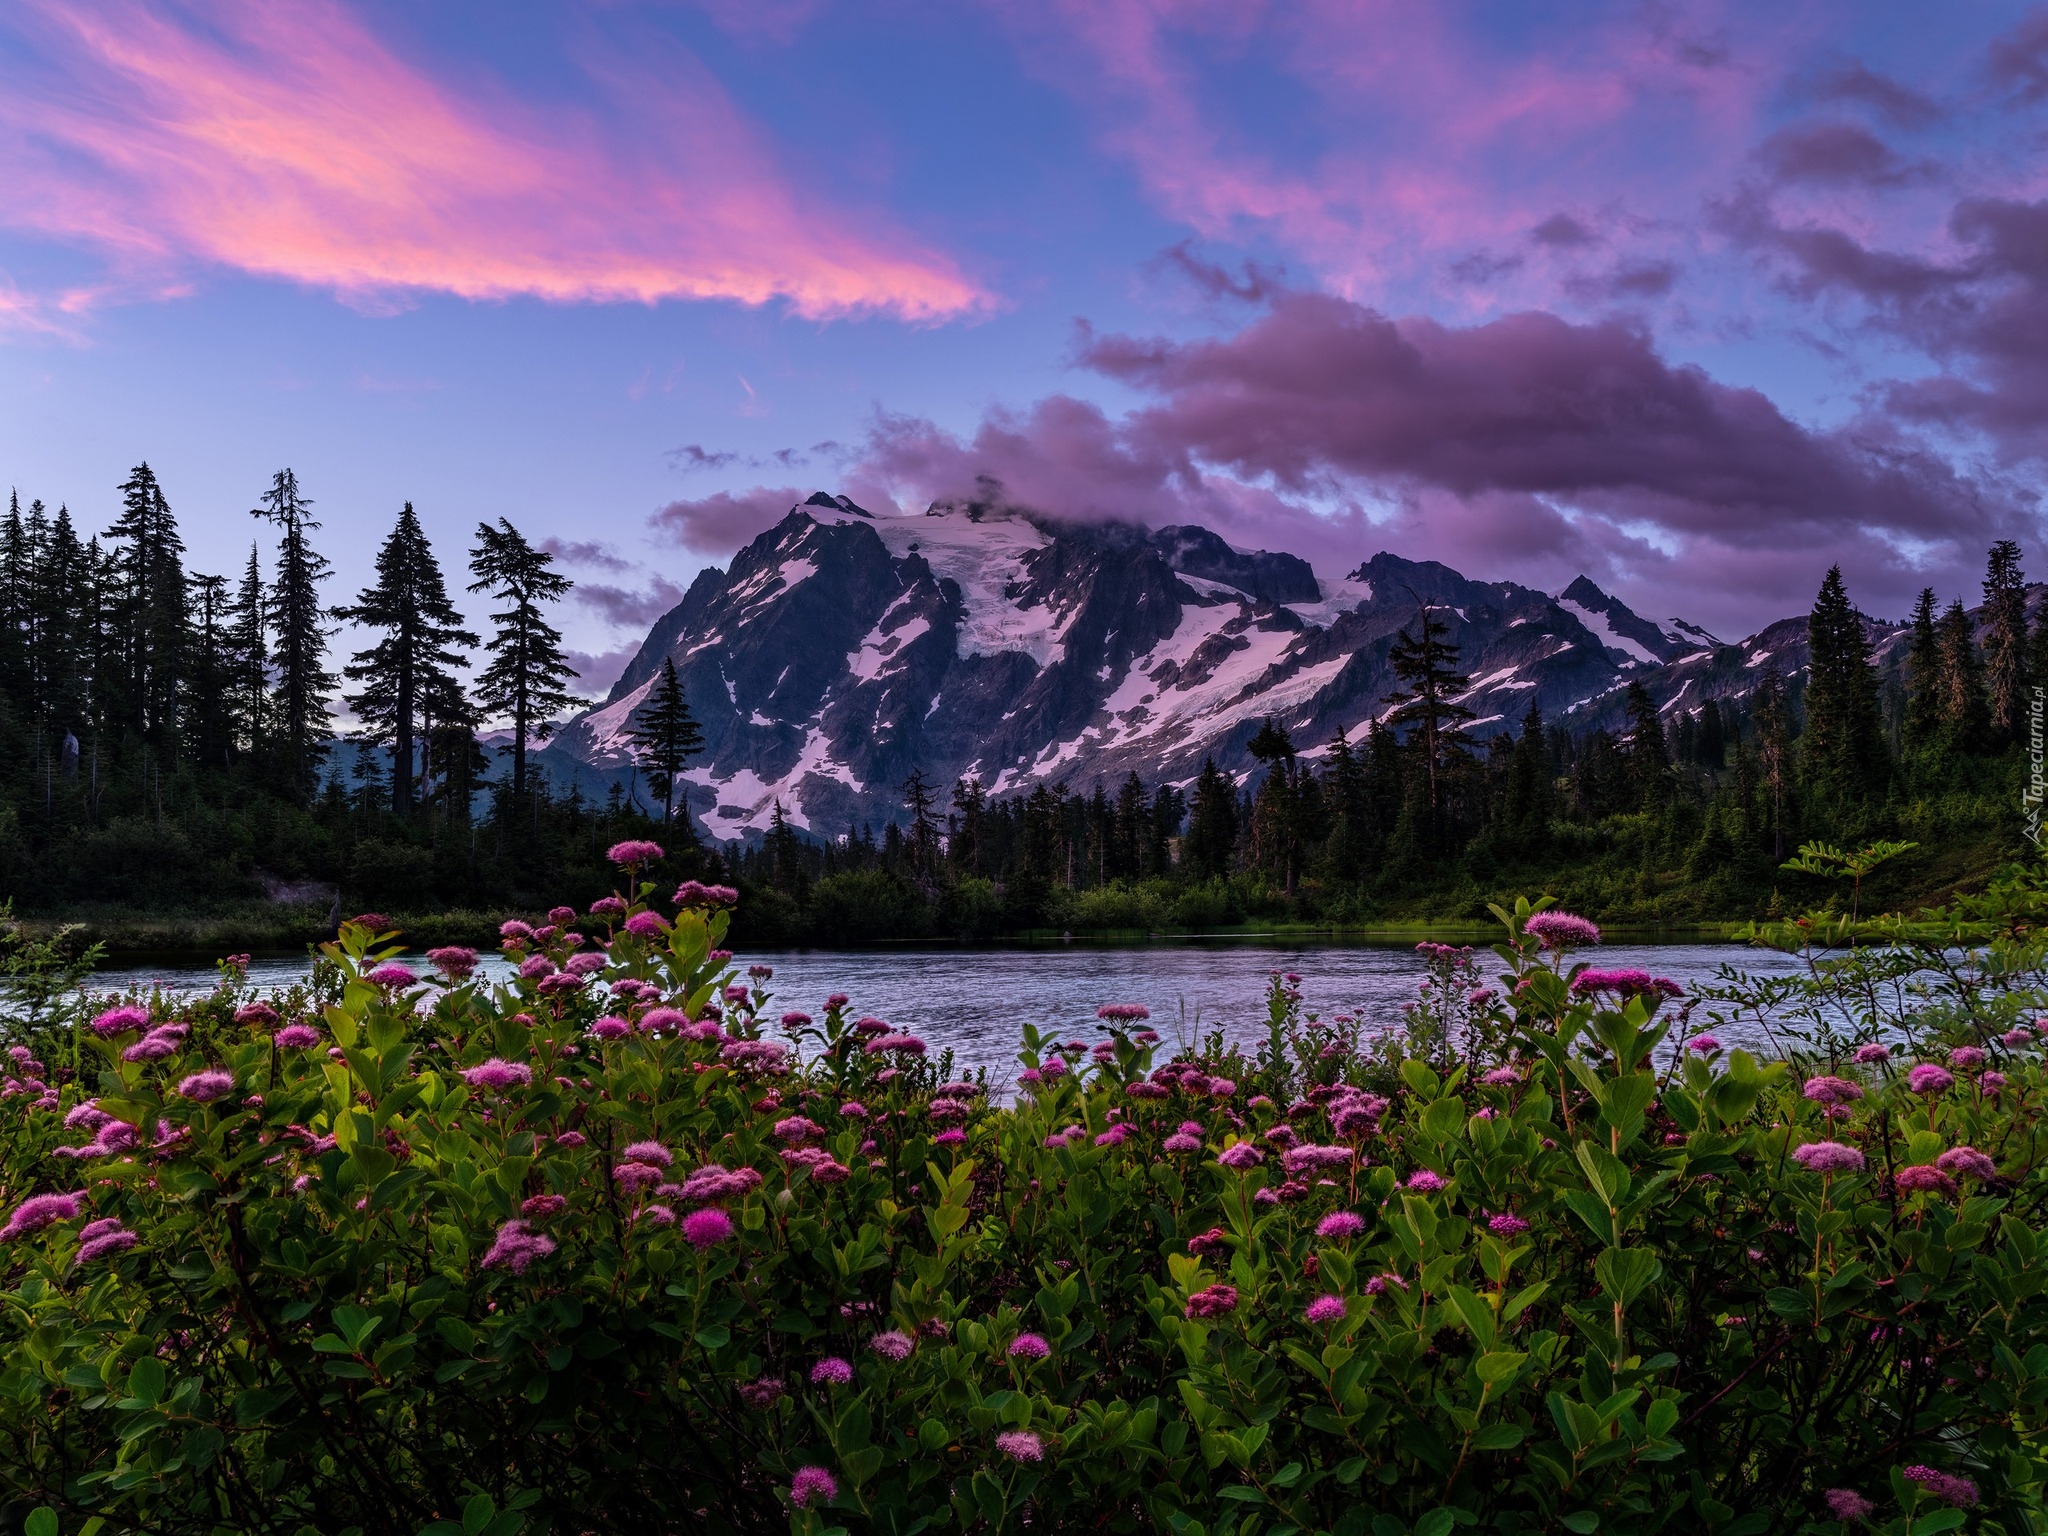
[86, 938, 1811, 1081]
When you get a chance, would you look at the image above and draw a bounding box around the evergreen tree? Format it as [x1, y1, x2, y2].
[1382, 603, 1473, 828]
[252, 469, 334, 798]
[35, 508, 87, 738]
[105, 463, 189, 744]
[1800, 566, 1887, 799]
[1983, 540, 2029, 744]
[0, 492, 27, 705]
[229, 546, 268, 759]
[1622, 681, 1670, 806]
[1903, 588, 1941, 751]
[950, 776, 987, 878]
[1147, 782, 1182, 878]
[1935, 598, 1989, 753]
[1753, 668, 1796, 860]
[1185, 757, 1238, 879]
[903, 768, 942, 884]
[1502, 700, 1553, 848]
[187, 573, 231, 769]
[334, 504, 478, 818]
[468, 519, 578, 803]
[1320, 727, 1373, 881]
[625, 657, 704, 826]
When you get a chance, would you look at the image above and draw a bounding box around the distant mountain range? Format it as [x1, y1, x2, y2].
[534, 493, 1899, 841]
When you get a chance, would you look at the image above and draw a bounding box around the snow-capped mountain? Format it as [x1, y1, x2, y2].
[542, 493, 1802, 839]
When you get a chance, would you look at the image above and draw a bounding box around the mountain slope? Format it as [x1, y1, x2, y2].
[547, 495, 1815, 838]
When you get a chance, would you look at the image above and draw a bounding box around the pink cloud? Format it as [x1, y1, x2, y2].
[0, 0, 984, 320]
[989, 0, 1777, 310]
[649, 486, 810, 555]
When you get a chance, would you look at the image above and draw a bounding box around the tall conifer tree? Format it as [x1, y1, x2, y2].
[1800, 566, 1887, 798]
[626, 657, 704, 826]
[252, 469, 334, 797]
[105, 463, 188, 743]
[1983, 540, 2028, 744]
[1903, 588, 1941, 751]
[467, 518, 577, 803]
[335, 504, 477, 818]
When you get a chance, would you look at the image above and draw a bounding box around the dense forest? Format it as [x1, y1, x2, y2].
[0, 463, 2034, 946]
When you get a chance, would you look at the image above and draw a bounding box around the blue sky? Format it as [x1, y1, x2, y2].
[3, 1, 2045, 690]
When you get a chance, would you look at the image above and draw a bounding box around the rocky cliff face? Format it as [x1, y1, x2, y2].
[542, 493, 1857, 840]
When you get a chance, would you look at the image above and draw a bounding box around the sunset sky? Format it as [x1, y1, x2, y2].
[4, 1, 2046, 690]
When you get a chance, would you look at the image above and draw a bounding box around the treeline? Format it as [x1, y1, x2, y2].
[727, 552, 2037, 941]
[0, 465, 701, 917]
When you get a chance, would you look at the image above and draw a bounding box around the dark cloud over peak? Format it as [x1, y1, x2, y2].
[1805, 61, 1945, 129]
[1755, 121, 1930, 187]
[1986, 10, 2048, 102]
[1531, 213, 1595, 247]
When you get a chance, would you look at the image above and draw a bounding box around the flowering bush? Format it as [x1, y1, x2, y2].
[3, 881, 2048, 1533]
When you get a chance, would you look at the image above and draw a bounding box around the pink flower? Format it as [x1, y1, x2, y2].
[590, 897, 627, 919]
[1983, 1070, 2009, 1093]
[1852, 1043, 1891, 1063]
[995, 1430, 1044, 1462]
[1522, 911, 1600, 950]
[865, 1033, 927, 1056]
[1007, 1332, 1051, 1360]
[1802, 1076, 1864, 1106]
[1949, 1046, 1986, 1069]
[615, 1162, 664, 1194]
[1894, 1164, 1957, 1197]
[1304, 1294, 1348, 1325]
[1791, 1141, 1867, 1174]
[774, 1116, 824, 1143]
[1097, 1003, 1150, 1022]
[1405, 1169, 1446, 1192]
[638, 1204, 676, 1226]
[1316, 1211, 1366, 1240]
[364, 963, 417, 989]
[673, 881, 739, 908]
[74, 1218, 138, 1264]
[565, 953, 607, 976]
[1187, 1227, 1227, 1258]
[607, 839, 664, 868]
[623, 912, 666, 940]
[480, 1219, 555, 1274]
[809, 1356, 854, 1386]
[838, 1101, 868, 1119]
[555, 1131, 588, 1148]
[177, 1070, 235, 1103]
[811, 1160, 852, 1183]
[1907, 1064, 1954, 1095]
[1687, 1034, 1722, 1055]
[520, 1194, 567, 1219]
[590, 1016, 630, 1041]
[1824, 1489, 1874, 1522]
[1936, 1146, 1998, 1182]
[1, 1191, 82, 1240]
[1902, 1465, 1978, 1507]
[640, 1007, 688, 1033]
[870, 1329, 914, 1360]
[621, 1140, 673, 1167]
[739, 1377, 785, 1409]
[463, 1059, 532, 1092]
[499, 920, 534, 942]
[1183, 1283, 1239, 1319]
[1570, 968, 1678, 1002]
[682, 1208, 736, 1248]
[788, 1466, 837, 1509]
[2002, 1028, 2032, 1047]
[1488, 1212, 1532, 1237]
[1480, 1067, 1521, 1085]
[234, 1003, 279, 1028]
[781, 1011, 812, 1030]
[1092, 1125, 1128, 1147]
[90, 1005, 149, 1038]
[123, 1028, 184, 1062]
[1218, 1142, 1264, 1169]
[273, 1024, 320, 1050]
[1163, 1133, 1201, 1153]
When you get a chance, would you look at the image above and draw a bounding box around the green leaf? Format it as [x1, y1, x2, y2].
[1909, 1513, 1966, 1535]
[1593, 1248, 1661, 1307]
[462, 1494, 496, 1536]
[692, 1326, 730, 1351]
[1560, 1514, 1599, 1534]
[1417, 1511, 1456, 1536]
[1474, 1352, 1527, 1386]
[127, 1356, 165, 1409]
[1471, 1424, 1524, 1451]
[25, 1508, 58, 1536]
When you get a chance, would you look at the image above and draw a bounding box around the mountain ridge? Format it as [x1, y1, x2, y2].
[538, 495, 1852, 839]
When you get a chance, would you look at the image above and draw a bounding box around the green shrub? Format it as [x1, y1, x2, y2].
[2, 869, 2048, 1532]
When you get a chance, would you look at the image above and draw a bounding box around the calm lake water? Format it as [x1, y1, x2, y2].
[87, 939, 1811, 1081]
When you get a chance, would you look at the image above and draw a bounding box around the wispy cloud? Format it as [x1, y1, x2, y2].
[0, 0, 986, 321]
